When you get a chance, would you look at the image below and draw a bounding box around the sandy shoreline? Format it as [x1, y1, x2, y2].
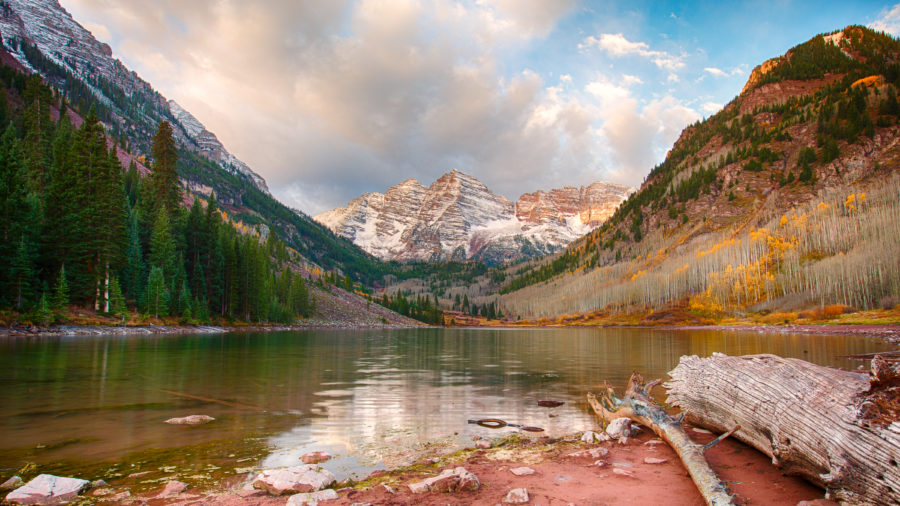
[58, 428, 830, 505]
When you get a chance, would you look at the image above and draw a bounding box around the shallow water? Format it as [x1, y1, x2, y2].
[0, 327, 892, 482]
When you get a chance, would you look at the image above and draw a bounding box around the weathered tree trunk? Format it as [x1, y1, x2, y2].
[588, 373, 735, 506]
[666, 353, 900, 505]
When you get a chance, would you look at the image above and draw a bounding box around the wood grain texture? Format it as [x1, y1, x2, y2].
[666, 353, 900, 505]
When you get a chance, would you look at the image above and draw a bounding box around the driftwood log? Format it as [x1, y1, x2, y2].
[666, 353, 900, 505]
[588, 373, 735, 505]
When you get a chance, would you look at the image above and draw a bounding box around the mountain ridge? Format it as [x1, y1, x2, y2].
[315, 169, 633, 264]
[497, 25, 900, 318]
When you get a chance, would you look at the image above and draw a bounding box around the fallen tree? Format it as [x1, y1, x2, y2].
[588, 373, 736, 505]
[666, 353, 900, 505]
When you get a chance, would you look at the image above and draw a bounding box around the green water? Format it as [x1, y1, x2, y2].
[0, 327, 893, 483]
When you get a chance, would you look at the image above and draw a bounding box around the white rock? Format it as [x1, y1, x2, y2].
[4, 474, 90, 505]
[605, 419, 632, 439]
[408, 467, 480, 494]
[588, 447, 609, 459]
[475, 440, 492, 449]
[165, 415, 215, 425]
[286, 488, 339, 505]
[504, 487, 530, 504]
[644, 457, 668, 465]
[509, 467, 535, 476]
[382, 484, 395, 494]
[407, 481, 429, 494]
[581, 431, 603, 443]
[251, 466, 336, 495]
[613, 468, 635, 477]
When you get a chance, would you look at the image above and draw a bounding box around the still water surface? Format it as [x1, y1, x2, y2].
[0, 327, 893, 481]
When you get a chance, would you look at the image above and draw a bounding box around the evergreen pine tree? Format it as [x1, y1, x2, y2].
[52, 265, 69, 318]
[149, 206, 175, 279]
[123, 209, 145, 303]
[108, 277, 126, 325]
[144, 266, 169, 318]
[149, 121, 179, 215]
[35, 292, 53, 326]
[10, 237, 34, 309]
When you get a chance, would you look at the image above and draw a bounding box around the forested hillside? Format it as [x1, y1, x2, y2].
[499, 26, 900, 320]
[0, 65, 312, 324]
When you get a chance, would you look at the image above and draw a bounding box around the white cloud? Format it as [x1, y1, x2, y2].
[701, 101, 723, 114]
[580, 33, 685, 71]
[477, 0, 577, 39]
[870, 3, 900, 35]
[704, 67, 727, 78]
[598, 96, 699, 186]
[621, 74, 643, 87]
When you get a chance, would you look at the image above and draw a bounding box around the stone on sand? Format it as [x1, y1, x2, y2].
[251, 466, 336, 495]
[504, 488, 529, 503]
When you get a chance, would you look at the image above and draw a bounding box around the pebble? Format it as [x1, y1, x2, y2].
[613, 468, 635, 477]
[644, 457, 668, 465]
[510, 467, 535, 476]
[504, 488, 529, 504]
[475, 440, 492, 449]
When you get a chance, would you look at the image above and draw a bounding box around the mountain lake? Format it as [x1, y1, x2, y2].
[0, 327, 893, 489]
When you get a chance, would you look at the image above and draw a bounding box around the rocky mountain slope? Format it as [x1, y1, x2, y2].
[0, 0, 385, 284]
[315, 169, 632, 264]
[499, 26, 900, 318]
[0, 0, 267, 192]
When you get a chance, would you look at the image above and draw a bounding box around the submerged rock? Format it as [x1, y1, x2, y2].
[504, 488, 529, 503]
[4, 474, 90, 505]
[286, 488, 339, 505]
[165, 414, 215, 425]
[251, 466, 336, 495]
[301, 451, 332, 464]
[1, 477, 23, 491]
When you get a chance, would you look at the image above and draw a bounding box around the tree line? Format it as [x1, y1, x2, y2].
[0, 70, 310, 324]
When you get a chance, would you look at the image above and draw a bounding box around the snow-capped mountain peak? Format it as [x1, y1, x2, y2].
[315, 170, 633, 264]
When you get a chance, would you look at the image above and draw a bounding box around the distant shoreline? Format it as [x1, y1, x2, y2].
[3, 322, 899, 345]
[0, 321, 423, 338]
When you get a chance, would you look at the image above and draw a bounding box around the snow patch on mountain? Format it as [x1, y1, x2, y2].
[315, 170, 633, 264]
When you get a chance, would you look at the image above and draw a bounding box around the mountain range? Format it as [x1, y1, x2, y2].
[315, 170, 632, 264]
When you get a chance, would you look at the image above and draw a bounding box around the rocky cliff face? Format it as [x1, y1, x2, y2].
[315, 170, 632, 264]
[0, 0, 268, 193]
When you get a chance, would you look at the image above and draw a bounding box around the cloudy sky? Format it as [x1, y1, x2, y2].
[60, 0, 900, 215]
